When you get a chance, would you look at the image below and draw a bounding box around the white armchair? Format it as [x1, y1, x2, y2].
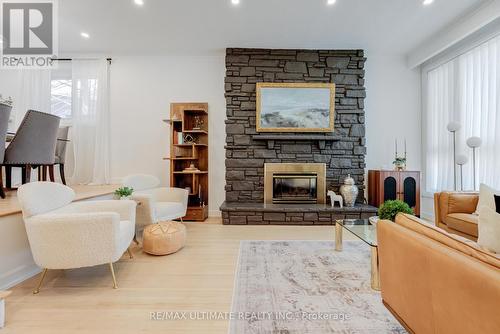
[17, 182, 137, 293]
[122, 174, 189, 231]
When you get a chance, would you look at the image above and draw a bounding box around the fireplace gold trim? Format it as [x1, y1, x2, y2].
[264, 163, 326, 204]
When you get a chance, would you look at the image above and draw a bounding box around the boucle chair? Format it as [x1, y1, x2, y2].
[122, 174, 189, 234]
[17, 182, 137, 293]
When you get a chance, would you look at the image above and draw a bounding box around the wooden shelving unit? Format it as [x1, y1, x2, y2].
[167, 103, 209, 221]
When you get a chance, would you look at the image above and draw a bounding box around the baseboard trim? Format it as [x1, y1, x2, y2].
[0, 264, 41, 290]
[209, 210, 221, 218]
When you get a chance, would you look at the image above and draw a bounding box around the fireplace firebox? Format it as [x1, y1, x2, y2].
[272, 173, 318, 204]
[264, 163, 326, 204]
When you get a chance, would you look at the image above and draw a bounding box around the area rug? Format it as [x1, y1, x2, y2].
[229, 240, 406, 334]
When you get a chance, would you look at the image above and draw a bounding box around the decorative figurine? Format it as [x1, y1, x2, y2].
[340, 174, 359, 208]
[183, 133, 198, 144]
[327, 191, 343, 208]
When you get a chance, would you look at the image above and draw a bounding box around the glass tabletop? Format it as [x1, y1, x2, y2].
[338, 219, 377, 247]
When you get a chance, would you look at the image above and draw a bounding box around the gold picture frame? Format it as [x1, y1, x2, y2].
[256, 82, 335, 133]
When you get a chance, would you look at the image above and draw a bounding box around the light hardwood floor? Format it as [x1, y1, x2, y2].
[4, 218, 356, 334]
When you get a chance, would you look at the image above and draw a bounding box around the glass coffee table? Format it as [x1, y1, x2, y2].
[335, 219, 380, 291]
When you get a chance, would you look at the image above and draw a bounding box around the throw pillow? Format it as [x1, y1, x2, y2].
[496, 195, 500, 214]
[475, 184, 500, 215]
[478, 206, 500, 253]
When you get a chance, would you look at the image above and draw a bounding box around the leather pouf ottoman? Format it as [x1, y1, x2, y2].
[143, 221, 186, 256]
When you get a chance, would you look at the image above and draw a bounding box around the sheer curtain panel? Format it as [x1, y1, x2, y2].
[425, 35, 500, 192]
[71, 59, 111, 185]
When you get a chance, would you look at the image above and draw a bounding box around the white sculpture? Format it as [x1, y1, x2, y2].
[328, 190, 343, 208]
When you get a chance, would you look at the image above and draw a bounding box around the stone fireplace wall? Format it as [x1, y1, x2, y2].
[224, 48, 367, 203]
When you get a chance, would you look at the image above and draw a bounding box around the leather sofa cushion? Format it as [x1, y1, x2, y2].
[445, 213, 479, 237]
[395, 214, 500, 268]
[448, 193, 479, 214]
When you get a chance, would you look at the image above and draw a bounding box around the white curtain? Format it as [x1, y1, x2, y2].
[12, 69, 52, 130]
[71, 59, 110, 185]
[426, 35, 500, 192]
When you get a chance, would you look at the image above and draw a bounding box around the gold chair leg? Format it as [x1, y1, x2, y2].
[133, 234, 139, 245]
[180, 217, 184, 223]
[33, 268, 48, 295]
[109, 263, 118, 289]
[127, 247, 134, 259]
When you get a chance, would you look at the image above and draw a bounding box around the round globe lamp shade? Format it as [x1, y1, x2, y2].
[447, 122, 462, 132]
[456, 154, 468, 166]
[466, 137, 482, 148]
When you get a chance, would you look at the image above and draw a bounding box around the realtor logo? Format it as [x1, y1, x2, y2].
[1, 0, 58, 68]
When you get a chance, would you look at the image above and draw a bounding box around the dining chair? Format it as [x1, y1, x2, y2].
[40, 126, 69, 184]
[0, 104, 12, 198]
[4, 110, 60, 187]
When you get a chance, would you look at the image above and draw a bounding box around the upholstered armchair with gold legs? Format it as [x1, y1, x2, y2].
[122, 174, 188, 239]
[17, 182, 136, 294]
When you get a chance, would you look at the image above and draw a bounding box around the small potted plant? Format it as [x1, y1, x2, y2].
[114, 187, 134, 200]
[377, 200, 414, 222]
[393, 157, 407, 171]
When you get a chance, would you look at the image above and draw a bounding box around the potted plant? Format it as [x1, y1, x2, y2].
[393, 157, 407, 171]
[114, 187, 134, 200]
[377, 200, 414, 222]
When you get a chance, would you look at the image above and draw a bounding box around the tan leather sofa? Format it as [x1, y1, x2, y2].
[434, 192, 479, 240]
[378, 214, 500, 334]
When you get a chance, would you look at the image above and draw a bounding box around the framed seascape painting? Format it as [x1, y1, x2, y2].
[256, 83, 335, 133]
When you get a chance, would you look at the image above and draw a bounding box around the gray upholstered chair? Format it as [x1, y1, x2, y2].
[42, 126, 69, 184]
[0, 103, 12, 198]
[4, 110, 61, 186]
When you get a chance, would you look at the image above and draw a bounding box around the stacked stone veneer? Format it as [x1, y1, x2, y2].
[224, 48, 367, 207]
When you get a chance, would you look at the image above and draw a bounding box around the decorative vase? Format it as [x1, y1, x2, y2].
[340, 174, 359, 208]
[394, 162, 406, 171]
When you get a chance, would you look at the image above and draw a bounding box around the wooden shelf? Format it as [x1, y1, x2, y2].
[163, 119, 183, 123]
[183, 130, 208, 135]
[173, 143, 208, 147]
[173, 170, 208, 175]
[163, 157, 199, 160]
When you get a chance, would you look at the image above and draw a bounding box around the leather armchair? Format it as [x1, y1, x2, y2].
[434, 192, 479, 240]
[17, 182, 136, 293]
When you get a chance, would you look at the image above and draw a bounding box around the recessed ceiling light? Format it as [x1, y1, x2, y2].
[423, 0, 434, 5]
[231, 0, 240, 5]
[134, 0, 144, 6]
[80, 32, 90, 39]
[327, 0, 337, 5]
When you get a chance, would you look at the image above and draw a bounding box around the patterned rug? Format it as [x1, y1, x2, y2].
[229, 240, 406, 334]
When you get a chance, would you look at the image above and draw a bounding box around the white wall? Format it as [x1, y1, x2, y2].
[364, 52, 423, 212]
[108, 54, 226, 216]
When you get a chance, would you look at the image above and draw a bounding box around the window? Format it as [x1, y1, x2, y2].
[424, 34, 500, 193]
[51, 79, 72, 118]
[50, 62, 72, 119]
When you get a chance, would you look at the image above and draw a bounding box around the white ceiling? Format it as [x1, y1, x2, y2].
[59, 0, 488, 55]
